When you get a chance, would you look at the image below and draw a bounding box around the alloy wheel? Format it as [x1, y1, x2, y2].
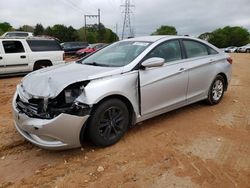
[98, 107, 124, 140]
[212, 80, 224, 101]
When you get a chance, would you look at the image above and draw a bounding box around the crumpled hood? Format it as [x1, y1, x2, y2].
[21, 62, 123, 98]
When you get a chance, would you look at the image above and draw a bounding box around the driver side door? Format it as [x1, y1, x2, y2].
[139, 39, 188, 116]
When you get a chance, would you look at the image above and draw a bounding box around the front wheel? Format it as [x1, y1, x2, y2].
[87, 99, 129, 147]
[206, 75, 225, 105]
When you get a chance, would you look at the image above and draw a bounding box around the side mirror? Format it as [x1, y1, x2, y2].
[141, 57, 165, 68]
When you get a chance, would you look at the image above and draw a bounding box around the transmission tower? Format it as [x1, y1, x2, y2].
[121, 0, 135, 39]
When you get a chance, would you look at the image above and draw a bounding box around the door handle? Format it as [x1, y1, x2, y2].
[179, 68, 186, 72]
[209, 59, 214, 63]
[20, 55, 26, 59]
[0, 56, 2, 60]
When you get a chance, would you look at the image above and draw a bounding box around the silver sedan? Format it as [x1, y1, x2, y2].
[12, 35, 232, 150]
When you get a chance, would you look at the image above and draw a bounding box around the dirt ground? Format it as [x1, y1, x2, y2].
[0, 54, 250, 188]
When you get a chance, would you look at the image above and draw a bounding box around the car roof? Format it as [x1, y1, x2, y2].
[123, 35, 198, 42]
[0, 37, 55, 41]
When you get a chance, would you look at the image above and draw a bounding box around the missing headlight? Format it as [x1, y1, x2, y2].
[64, 89, 81, 104]
[63, 81, 89, 104]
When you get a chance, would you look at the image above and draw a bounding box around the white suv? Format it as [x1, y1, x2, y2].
[0, 38, 65, 76]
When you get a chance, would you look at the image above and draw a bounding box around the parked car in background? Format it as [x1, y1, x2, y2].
[76, 43, 107, 57]
[224, 46, 238, 53]
[1, 31, 33, 38]
[61, 42, 89, 55]
[237, 44, 250, 53]
[12, 35, 232, 150]
[36, 35, 60, 42]
[0, 38, 65, 76]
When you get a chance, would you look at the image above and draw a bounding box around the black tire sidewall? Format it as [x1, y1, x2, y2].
[88, 99, 129, 147]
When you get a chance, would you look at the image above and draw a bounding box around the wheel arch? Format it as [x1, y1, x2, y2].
[92, 94, 136, 127]
[33, 60, 52, 70]
[217, 72, 228, 91]
[79, 94, 136, 146]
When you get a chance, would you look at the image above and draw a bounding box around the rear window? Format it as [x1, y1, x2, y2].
[27, 40, 63, 52]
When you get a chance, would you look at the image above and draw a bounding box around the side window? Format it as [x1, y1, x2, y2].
[146, 40, 182, 62]
[27, 40, 62, 51]
[183, 40, 208, 58]
[208, 46, 218, 55]
[2, 41, 25, 53]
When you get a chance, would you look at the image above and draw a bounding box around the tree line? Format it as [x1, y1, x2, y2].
[152, 25, 250, 48]
[0, 22, 118, 43]
[1, 21, 250, 47]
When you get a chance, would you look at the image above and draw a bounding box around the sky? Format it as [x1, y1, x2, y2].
[0, 0, 250, 38]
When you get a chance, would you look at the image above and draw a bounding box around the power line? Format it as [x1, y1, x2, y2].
[66, 0, 81, 8]
[61, 0, 84, 14]
[85, 0, 98, 9]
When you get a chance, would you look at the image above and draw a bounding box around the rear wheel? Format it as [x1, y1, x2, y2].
[206, 75, 225, 105]
[246, 49, 250, 53]
[88, 99, 129, 147]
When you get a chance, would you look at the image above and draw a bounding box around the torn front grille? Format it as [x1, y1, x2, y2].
[16, 93, 91, 119]
[16, 95, 46, 118]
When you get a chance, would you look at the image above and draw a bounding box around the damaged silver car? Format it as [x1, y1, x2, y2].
[12, 36, 232, 150]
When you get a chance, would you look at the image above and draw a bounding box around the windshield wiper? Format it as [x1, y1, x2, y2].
[84, 62, 111, 67]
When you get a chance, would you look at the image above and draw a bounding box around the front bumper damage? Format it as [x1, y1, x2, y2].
[12, 91, 90, 150]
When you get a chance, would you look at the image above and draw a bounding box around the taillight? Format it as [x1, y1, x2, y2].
[227, 57, 233, 64]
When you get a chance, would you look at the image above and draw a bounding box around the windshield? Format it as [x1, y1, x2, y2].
[80, 41, 151, 67]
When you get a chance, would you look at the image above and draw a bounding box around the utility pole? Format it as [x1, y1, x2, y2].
[98, 8, 101, 31]
[84, 9, 101, 42]
[84, 15, 87, 41]
[115, 23, 118, 37]
[121, 0, 135, 39]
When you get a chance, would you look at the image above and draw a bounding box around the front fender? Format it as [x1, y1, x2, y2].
[76, 71, 140, 117]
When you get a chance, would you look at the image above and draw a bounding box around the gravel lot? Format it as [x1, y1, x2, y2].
[0, 54, 249, 187]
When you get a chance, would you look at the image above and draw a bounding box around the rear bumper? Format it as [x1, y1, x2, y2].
[12, 92, 89, 150]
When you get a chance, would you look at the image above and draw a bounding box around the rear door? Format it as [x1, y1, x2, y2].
[139, 39, 188, 115]
[182, 39, 218, 103]
[2, 40, 29, 74]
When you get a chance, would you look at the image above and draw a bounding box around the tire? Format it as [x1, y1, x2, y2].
[206, 75, 225, 105]
[33, 61, 52, 71]
[88, 99, 129, 147]
[246, 49, 250, 53]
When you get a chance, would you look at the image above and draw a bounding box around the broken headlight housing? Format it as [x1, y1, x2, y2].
[64, 88, 82, 104]
[62, 81, 89, 105]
